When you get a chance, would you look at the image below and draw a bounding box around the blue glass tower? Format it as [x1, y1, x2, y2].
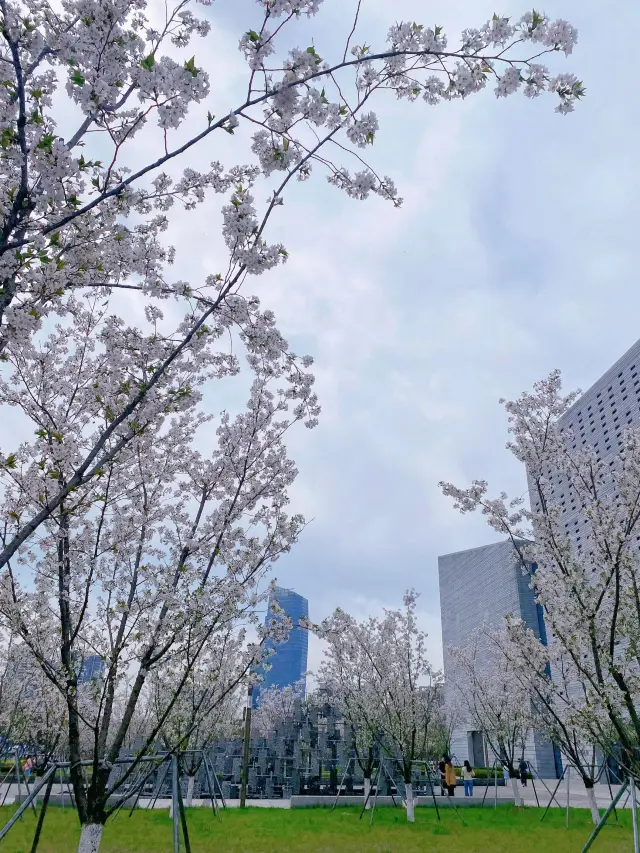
[77, 655, 105, 684]
[254, 586, 308, 707]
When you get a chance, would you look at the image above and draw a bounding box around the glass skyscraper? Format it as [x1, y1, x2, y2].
[77, 654, 105, 684]
[253, 586, 308, 707]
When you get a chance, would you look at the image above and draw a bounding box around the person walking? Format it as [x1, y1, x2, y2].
[462, 760, 475, 797]
[503, 764, 510, 783]
[444, 757, 457, 797]
[438, 757, 447, 796]
[519, 758, 528, 787]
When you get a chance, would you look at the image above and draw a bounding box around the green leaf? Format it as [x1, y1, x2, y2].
[36, 134, 55, 153]
[207, 111, 215, 126]
[1, 127, 17, 150]
[247, 29, 260, 43]
[140, 54, 155, 71]
[2, 454, 17, 469]
[70, 70, 85, 86]
[435, 25, 443, 36]
[49, 231, 61, 247]
[184, 56, 198, 77]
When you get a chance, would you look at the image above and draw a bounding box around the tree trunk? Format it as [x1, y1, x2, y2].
[510, 776, 522, 806]
[186, 775, 195, 807]
[405, 782, 415, 822]
[363, 776, 371, 810]
[585, 783, 599, 825]
[77, 824, 104, 853]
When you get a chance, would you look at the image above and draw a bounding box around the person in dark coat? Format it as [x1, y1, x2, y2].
[519, 758, 529, 787]
[438, 756, 447, 796]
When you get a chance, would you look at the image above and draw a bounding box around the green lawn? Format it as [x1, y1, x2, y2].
[0, 804, 635, 853]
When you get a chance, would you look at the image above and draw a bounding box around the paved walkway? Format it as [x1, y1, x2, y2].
[0, 780, 632, 811]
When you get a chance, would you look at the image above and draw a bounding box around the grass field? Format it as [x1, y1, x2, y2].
[0, 804, 635, 853]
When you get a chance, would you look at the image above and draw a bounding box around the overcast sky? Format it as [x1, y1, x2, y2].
[159, 0, 639, 678]
[29, 0, 640, 680]
[174, 0, 636, 679]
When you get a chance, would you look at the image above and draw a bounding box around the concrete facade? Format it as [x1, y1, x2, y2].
[438, 540, 559, 778]
[531, 337, 640, 543]
[528, 339, 640, 775]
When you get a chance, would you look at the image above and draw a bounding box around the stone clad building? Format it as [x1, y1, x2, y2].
[438, 336, 640, 779]
[438, 540, 559, 777]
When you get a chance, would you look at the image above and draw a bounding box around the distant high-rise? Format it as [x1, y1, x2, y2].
[253, 586, 308, 707]
[529, 338, 640, 548]
[438, 540, 560, 777]
[77, 655, 105, 684]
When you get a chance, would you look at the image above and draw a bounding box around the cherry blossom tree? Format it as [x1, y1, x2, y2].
[0, 327, 311, 851]
[252, 678, 306, 737]
[0, 0, 584, 571]
[317, 591, 443, 822]
[440, 371, 640, 786]
[315, 622, 380, 807]
[0, 627, 68, 769]
[148, 627, 247, 806]
[0, 627, 25, 748]
[491, 623, 611, 824]
[449, 633, 532, 807]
